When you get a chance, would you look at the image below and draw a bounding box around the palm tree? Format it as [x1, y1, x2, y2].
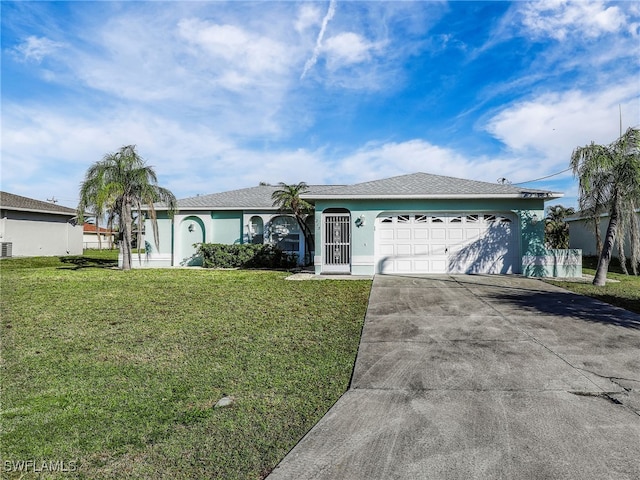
[571, 127, 640, 285]
[576, 175, 609, 257]
[545, 205, 575, 249]
[77, 145, 178, 270]
[271, 182, 314, 265]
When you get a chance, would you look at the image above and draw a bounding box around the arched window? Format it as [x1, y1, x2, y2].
[269, 215, 300, 253]
[248, 216, 264, 244]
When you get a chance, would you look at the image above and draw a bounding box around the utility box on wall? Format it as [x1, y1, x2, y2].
[1, 242, 12, 258]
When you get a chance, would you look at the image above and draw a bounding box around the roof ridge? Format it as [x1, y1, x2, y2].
[301, 172, 561, 198]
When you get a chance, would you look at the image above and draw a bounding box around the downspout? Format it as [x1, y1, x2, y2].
[171, 215, 175, 266]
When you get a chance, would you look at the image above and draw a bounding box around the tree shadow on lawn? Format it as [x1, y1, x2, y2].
[58, 255, 118, 270]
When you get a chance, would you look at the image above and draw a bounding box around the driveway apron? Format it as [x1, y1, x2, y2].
[268, 275, 640, 480]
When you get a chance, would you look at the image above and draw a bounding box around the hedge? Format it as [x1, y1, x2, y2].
[196, 243, 298, 269]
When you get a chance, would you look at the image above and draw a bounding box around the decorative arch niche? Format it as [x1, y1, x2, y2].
[180, 216, 205, 265]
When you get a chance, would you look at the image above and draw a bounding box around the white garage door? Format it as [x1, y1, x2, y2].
[375, 213, 519, 274]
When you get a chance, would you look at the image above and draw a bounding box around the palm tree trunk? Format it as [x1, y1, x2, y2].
[593, 205, 618, 286]
[296, 216, 314, 266]
[107, 218, 114, 250]
[96, 218, 103, 250]
[121, 199, 133, 270]
[594, 217, 602, 257]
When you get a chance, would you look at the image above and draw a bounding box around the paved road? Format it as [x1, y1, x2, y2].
[268, 275, 640, 480]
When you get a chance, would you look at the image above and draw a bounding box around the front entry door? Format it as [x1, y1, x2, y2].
[324, 213, 351, 273]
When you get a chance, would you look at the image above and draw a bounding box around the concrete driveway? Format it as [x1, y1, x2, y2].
[268, 275, 640, 480]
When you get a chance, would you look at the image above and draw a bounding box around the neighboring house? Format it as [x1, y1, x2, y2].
[567, 210, 640, 258]
[143, 172, 573, 276]
[83, 223, 116, 250]
[0, 191, 83, 257]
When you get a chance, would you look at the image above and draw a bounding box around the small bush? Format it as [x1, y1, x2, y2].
[196, 243, 298, 269]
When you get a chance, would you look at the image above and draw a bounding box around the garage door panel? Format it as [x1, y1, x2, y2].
[448, 228, 464, 241]
[414, 244, 428, 255]
[379, 229, 394, 240]
[375, 213, 518, 275]
[414, 229, 428, 240]
[396, 259, 412, 272]
[397, 244, 411, 255]
[448, 244, 464, 254]
[431, 229, 446, 240]
[414, 259, 429, 271]
[431, 259, 447, 272]
[465, 228, 482, 240]
[431, 243, 447, 255]
[378, 258, 394, 274]
[379, 244, 394, 256]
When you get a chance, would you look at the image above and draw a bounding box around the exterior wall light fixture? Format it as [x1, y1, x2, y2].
[355, 215, 366, 227]
[188, 223, 195, 232]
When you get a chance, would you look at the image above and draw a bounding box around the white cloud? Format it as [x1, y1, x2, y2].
[2, 92, 589, 208]
[70, 14, 194, 102]
[177, 19, 290, 76]
[328, 138, 569, 195]
[520, 0, 628, 40]
[0, 102, 235, 202]
[0, 96, 510, 204]
[12, 35, 64, 63]
[323, 32, 380, 68]
[485, 81, 640, 168]
[295, 3, 322, 34]
[336, 140, 481, 183]
[47, 8, 306, 139]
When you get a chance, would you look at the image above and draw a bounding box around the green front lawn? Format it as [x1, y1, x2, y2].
[1, 254, 371, 479]
[546, 256, 640, 314]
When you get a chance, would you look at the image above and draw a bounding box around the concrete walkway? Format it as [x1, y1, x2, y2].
[268, 274, 640, 480]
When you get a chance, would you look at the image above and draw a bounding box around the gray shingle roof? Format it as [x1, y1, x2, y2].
[0, 191, 78, 216]
[175, 184, 337, 210]
[167, 172, 561, 210]
[301, 172, 561, 199]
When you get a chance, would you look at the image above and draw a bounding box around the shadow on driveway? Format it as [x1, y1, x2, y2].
[455, 276, 640, 330]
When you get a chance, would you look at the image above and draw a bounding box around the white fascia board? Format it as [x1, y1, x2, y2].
[538, 192, 564, 200]
[1, 206, 78, 217]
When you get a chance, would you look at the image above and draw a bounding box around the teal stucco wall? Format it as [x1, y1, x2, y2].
[522, 249, 582, 278]
[314, 198, 548, 276]
[144, 213, 173, 255]
[139, 213, 174, 267]
[518, 208, 546, 276]
[211, 211, 243, 244]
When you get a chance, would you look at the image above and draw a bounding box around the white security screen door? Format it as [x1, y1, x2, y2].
[324, 213, 351, 273]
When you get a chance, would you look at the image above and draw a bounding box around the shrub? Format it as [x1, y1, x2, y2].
[196, 243, 298, 269]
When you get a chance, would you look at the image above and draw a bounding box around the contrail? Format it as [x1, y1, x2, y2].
[300, 0, 337, 80]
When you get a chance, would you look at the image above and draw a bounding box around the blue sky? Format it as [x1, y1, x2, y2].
[2, 1, 639, 210]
